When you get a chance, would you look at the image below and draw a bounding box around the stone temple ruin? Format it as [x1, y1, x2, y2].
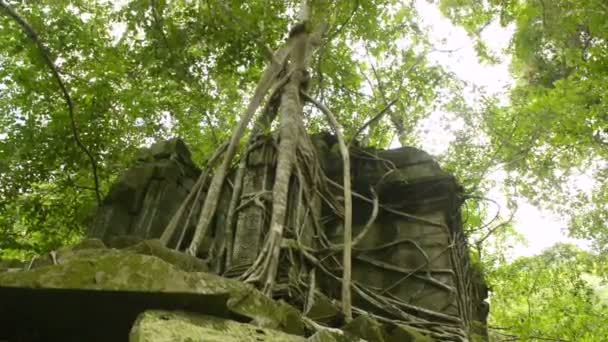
[0, 136, 488, 341]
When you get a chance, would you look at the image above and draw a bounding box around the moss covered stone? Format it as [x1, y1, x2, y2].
[126, 239, 208, 272]
[70, 238, 107, 250]
[0, 246, 305, 336]
[384, 324, 434, 342]
[307, 330, 362, 342]
[0, 249, 201, 291]
[306, 292, 342, 325]
[343, 315, 433, 342]
[343, 315, 385, 341]
[0, 259, 23, 272]
[129, 310, 307, 342]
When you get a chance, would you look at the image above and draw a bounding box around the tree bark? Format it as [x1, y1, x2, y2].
[262, 32, 309, 295]
[186, 44, 292, 256]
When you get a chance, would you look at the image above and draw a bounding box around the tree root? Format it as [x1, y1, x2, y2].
[186, 42, 294, 256]
[302, 92, 354, 321]
[157, 10, 468, 339]
[159, 142, 227, 247]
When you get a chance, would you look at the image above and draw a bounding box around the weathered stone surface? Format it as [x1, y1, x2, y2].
[315, 137, 474, 330]
[343, 315, 433, 342]
[0, 258, 23, 272]
[89, 138, 201, 243]
[126, 239, 208, 273]
[106, 235, 145, 249]
[130, 310, 306, 342]
[342, 315, 385, 342]
[148, 139, 194, 164]
[231, 141, 275, 269]
[324, 198, 462, 320]
[306, 330, 361, 342]
[384, 324, 436, 342]
[71, 238, 107, 250]
[306, 292, 342, 325]
[0, 249, 200, 291]
[213, 275, 305, 335]
[0, 244, 305, 336]
[80, 137, 487, 340]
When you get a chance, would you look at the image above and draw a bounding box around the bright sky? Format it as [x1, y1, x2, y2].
[412, 0, 591, 258]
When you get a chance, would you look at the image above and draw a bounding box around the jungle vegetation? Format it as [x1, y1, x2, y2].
[0, 0, 606, 340]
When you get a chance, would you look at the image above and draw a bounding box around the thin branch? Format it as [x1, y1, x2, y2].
[0, 0, 102, 204]
[328, 186, 379, 252]
[476, 210, 516, 246]
[463, 195, 502, 233]
[324, 176, 449, 229]
[350, 98, 399, 146]
[324, 0, 360, 43]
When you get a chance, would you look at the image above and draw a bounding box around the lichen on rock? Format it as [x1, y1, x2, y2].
[130, 310, 307, 342]
[343, 315, 433, 342]
[0, 241, 307, 340]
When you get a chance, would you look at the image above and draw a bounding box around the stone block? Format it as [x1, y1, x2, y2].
[130, 311, 307, 342]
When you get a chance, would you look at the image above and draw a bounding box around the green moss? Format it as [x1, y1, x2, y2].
[126, 239, 208, 272]
[207, 274, 305, 335]
[343, 315, 385, 341]
[469, 321, 487, 341]
[69, 238, 107, 250]
[306, 292, 341, 324]
[130, 310, 307, 342]
[387, 324, 434, 342]
[0, 249, 202, 291]
[343, 316, 435, 342]
[306, 330, 357, 342]
[0, 247, 305, 336]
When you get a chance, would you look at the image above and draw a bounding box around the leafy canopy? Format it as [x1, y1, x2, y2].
[0, 0, 452, 258]
[439, 0, 608, 252]
[2, 0, 608, 339]
[488, 244, 608, 341]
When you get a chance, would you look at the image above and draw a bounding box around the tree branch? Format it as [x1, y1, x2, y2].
[350, 98, 399, 146]
[0, 0, 102, 204]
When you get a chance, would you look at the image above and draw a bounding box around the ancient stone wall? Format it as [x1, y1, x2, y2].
[318, 143, 488, 339]
[87, 136, 488, 341]
[89, 139, 202, 244]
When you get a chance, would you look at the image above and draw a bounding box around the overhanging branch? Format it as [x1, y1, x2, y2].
[0, 0, 102, 204]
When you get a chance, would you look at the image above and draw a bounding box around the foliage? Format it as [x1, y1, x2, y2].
[0, 0, 451, 257]
[1, 0, 608, 339]
[439, 0, 608, 252]
[438, 0, 608, 339]
[487, 243, 608, 341]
